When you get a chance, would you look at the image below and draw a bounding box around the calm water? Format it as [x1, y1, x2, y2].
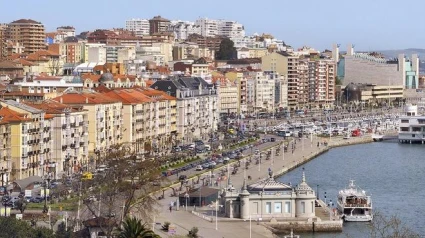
[277, 141, 425, 238]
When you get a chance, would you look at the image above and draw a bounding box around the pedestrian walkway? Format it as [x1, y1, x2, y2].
[153, 134, 373, 238]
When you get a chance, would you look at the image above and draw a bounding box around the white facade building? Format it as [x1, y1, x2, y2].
[125, 18, 150, 37]
[168, 20, 201, 40]
[195, 18, 245, 38]
[252, 72, 275, 112]
[88, 46, 106, 64]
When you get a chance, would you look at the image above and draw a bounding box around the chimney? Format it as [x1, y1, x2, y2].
[60, 97, 63, 104]
[85, 97, 88, 104]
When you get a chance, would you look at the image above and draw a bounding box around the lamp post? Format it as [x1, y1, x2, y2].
[210, 200, 223, 230]
[185, 193, 189, 211]
[43, 174, 51, 214]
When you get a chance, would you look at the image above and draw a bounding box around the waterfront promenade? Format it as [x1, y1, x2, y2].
[153, 134, 375, 238]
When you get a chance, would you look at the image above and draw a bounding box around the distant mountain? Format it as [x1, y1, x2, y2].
[377, 48, 425, 74]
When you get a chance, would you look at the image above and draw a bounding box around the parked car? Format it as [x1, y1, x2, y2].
[195, 165, 203, 171]
[178, 175, 187, 181]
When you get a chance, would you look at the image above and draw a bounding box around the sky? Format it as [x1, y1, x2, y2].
[2, 0, 425, 51]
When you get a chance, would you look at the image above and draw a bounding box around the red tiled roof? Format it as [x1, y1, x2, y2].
[52, 92, 121, 105]
[0, 106, 32, 123]
[24, 100, 80, 114]
[13, 58, 34, 66]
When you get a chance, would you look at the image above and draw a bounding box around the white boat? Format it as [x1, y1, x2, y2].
[337, 180, 373, 222]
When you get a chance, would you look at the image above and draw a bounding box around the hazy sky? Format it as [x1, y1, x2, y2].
[2, 0, 425, 51]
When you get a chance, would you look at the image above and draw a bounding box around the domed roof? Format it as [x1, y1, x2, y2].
[248, 173, 292, 192]
[345, 83, 360, 92]
[99, 72, 114, 84]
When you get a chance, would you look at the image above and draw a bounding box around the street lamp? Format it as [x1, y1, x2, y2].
[210, 200, 223, 230]
[185, 193, 189, 211]
[43, 174, 51, 214]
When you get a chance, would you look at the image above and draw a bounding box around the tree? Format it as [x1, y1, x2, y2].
[0, 217, 55, 238]
[335, 76, 342, 85]
[80, 144, 162, 237]
[116, 217, 159, 238]
[215, 38, 237, 60]
[369, 212, 419, 238]
[187, 227, 199, 238]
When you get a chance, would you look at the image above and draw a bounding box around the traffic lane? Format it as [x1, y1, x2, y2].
[163, 138, 284, 183]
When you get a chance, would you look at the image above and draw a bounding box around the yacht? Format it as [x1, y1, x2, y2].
[337, 180, 373, 222]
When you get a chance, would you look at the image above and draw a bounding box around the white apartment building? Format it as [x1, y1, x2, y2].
[169, 20, 201, 40]
[88, 46, 106, 64]
[195, 18, 245, 38]
[26, 100, 89, 176]
[125, 18, 150, 36]
[57, 26, 76, 37]
[252, 72, 275, 112]
[105, 45, 136, 63]
[150, 77, 219, 143]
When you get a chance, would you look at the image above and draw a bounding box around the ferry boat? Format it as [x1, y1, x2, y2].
[337, 180, 373, 222]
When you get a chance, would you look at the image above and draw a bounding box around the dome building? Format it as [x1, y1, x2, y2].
[220, 171, 316, 220]
[98, 70, 115, 87]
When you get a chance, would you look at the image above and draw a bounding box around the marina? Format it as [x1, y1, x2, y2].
[278, 141, 425, 237]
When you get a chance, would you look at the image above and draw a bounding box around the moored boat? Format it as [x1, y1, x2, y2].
[337, 180, 373, 222]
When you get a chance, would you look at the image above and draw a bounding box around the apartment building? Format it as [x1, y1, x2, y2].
[168, 21, 201, 40]
[52, 91, 123, 159]
[125, 19, 150, 37]
[87, 29, 119, 45]
[0, 100, 53, 180]
[262, 52, 300, 109]
[0, 117, 11, 184]
[6, 19, 46, 54]
[25, 100, 89, 175]
[195, 18, 245, 38]
[0, 24, 6, 60]
[149, 16, 170, 35]
[306, 59, 335, 107]
[150, 77, 219, 143]
[250, 72, 275, 112]
[187, 34, 223, 51]
[59, 38, 84, 64]
[57, 26, 76, 38]
[213, 76, 239, 114]
[225, 71, 248, 114]
[136, 88, 177, 153]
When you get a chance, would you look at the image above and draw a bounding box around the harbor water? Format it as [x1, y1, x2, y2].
[277, 141, 425, 237]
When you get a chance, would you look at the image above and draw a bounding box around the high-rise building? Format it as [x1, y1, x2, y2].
[168, 21, 201, 40]
[6, 19, 46, 54]
[149, 16, 170, 35]
[125, 19, 150, 37]
[0, 24, 7, 60]
[195, 18, 245, 38]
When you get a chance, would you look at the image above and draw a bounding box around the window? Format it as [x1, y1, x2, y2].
[285, 202, 291, 213]
[274, 202, 282, 213]
[401, 119, 409, 123]
[312, 202, 314, 213]
[265, 202, 271, 214]
[400, 127, 409, 132]
[301, 202, 305, 213]
[412, 127, 421, 132]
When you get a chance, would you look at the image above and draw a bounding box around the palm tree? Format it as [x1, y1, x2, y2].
[116, 217, 160, 238]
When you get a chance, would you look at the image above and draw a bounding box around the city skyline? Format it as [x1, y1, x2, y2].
[2, 0, 425, 51]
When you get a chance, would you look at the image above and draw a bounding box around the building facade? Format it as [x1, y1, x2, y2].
[25, 100, 89, 176]
[149, 16, 170, 35]
[6, 19, 46, 54]
[125, 19, 150, 37]
[150, 77, 219, 143]
[0, 100, 53, 180]
[0, 117, 11, 185]
[220, 172, 316, 220]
